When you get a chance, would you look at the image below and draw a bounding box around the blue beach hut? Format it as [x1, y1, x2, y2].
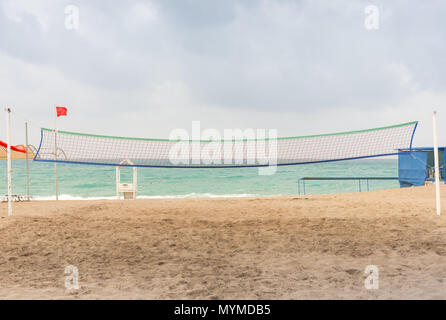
[398, 147, 445, 187]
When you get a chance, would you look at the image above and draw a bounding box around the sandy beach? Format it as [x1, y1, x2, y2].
[0, 184, 446, 299]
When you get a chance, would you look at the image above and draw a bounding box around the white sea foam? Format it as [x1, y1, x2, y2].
[33, 193, 260, 201]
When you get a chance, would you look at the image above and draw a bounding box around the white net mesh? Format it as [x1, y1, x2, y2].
[34, 122, 418, 168]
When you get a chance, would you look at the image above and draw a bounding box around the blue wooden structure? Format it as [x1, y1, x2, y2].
[398, 147, 445, 187]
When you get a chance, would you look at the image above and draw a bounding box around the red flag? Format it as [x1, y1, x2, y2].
[56, 106, 67, 117]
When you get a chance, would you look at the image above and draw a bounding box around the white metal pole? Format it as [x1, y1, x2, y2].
[6, 108, 12, 216]
[116, 166, 120, 200]
[433, 111, 441, 216]
[133, 167, 137, 200]
[54, 106, 58, 201]
[25, 121, 30, 199]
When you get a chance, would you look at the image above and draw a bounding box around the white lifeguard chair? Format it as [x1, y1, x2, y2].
[116, 159, 137, 200]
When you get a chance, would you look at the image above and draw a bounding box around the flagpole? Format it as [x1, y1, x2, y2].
[54, 105, 58, 201]
[433, 111, 441, 215]
[6, 108, 12, 216]
[25, 121, 30, 199]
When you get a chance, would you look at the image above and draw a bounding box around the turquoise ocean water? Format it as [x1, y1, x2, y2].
[0, 158, 400, 199]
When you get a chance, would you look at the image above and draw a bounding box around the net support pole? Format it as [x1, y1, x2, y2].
[54, 106, 59, 201]
[25, 121, 30, 199]
[6, 108, 12, 216]
[433, 111, 441, 216]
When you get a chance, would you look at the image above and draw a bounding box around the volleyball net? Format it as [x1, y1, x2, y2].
[33, 121, 418, 168]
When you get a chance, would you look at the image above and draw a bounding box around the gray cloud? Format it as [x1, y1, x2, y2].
[0, 0, 445, 147]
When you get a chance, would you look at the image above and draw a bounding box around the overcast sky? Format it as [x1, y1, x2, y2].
[0, 0, 445, 147]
